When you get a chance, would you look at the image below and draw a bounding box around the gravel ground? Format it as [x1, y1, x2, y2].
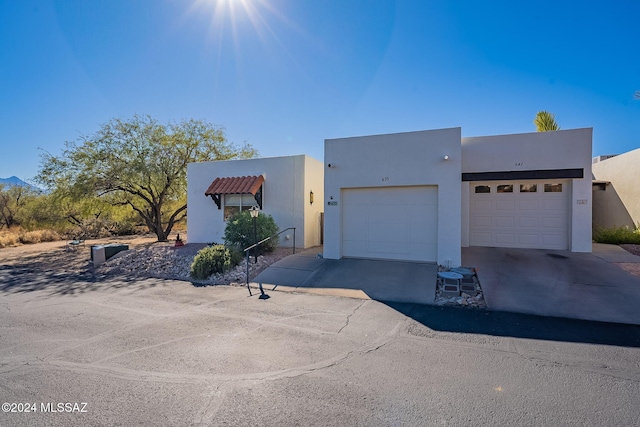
[95, 243, 293, 285]
[620, 244, 640, 256]
[0, 234, 293, 286]
[617, 245, 640, 277]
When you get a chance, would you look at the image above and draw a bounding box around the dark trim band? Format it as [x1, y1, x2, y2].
[462, 168, 584, 182]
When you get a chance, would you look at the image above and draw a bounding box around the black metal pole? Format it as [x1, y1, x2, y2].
[253, 215, 258, 264]
[246, 250, 252, 296]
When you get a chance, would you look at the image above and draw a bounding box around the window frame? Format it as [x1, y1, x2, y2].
[519, 183, 537, 193]
[223, 194, 260, 221]
[474, 185, 491, 194]
[544, 183, 563, 193]
[497, 184, 513, 193]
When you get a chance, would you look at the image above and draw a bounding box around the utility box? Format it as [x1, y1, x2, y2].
[104, 244, 129, 260]
[92, 246, 106, 266]
[91, 244, 129, 266]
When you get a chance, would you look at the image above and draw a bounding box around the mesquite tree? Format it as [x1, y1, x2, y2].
[38, 115, 257, 241]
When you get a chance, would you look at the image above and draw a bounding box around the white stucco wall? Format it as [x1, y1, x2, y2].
[187, 155, 323, 249]
[592, 148, 640, 229]
[461, 128, 593, 252]
[303, 156, 325, 248]
[324, 128, 462, 266]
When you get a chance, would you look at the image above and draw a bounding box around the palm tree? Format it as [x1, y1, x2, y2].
[534, 111, 560, 132]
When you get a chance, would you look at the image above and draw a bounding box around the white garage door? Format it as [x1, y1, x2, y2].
[469, 181, 569, 250]
[342, 186, 438, 262]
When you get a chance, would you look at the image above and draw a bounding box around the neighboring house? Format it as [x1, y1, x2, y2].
[324, 127, 593, 267]
[592, 148, 640, 229]
[187, 155, 324, 249]
[461, 129, 592, 255]
[188, 128, 593, 267]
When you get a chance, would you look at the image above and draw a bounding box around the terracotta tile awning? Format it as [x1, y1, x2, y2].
[205, 175, 264, 210]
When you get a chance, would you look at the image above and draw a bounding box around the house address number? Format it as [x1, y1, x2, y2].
[328, 201, 338, 206]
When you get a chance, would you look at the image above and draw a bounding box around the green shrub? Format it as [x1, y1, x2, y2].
[223, 210, 279, 255]
[109, 221, 139, 236]
[190, 245, 231, 280]
[593, 226, 640, 245]
[228, 246, 245, 267]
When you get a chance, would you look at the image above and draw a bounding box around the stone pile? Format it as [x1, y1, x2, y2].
[434, 266, 487, 309]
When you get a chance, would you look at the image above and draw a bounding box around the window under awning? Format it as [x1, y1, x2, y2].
[204, 175, 264, 210]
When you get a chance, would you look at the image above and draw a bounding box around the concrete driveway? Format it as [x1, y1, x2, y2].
[255, 244, 640, 325]
[463, 244, 640, 325]
[252, 248, 437, 305]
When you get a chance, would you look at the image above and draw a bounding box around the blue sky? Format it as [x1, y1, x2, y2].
[1, 0, 639, 182]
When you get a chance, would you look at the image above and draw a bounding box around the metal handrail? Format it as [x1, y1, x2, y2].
[244, 227, 296, 295]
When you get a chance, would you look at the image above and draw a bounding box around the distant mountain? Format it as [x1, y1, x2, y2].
[0, 176, 38, 190]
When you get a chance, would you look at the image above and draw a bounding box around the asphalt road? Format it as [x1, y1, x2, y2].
[1, 269, 640, 426]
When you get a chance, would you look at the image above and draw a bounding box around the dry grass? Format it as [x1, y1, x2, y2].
[0, 228, 61, 248]
[0, 231, 19, 248]
[19, 229, 61, 244]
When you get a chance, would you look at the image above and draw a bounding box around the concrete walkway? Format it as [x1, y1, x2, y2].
[252, 247, 437, 305]
[462, 244, 640, 325]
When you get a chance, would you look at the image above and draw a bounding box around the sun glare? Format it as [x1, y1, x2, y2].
[187, 0, 282, 42]
[182, 0, 303, 89]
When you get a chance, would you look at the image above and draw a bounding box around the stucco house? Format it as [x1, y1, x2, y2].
[592, 148, 640, 229]
[187, 127, 593, 267]
[323, 127, 593, 267]
[187, 155, 324, 249]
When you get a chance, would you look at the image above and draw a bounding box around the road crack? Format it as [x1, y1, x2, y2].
[336, 300, 366, 335]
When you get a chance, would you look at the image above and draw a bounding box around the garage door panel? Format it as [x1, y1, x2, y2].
[370, 220, 408, 242]
[470, 181, 569, 250]
[371, 204, 404, 220]
[473, 216, 492, 227]
[343, 212, 369, 240]
[518, 234, 539, 245]
[342, 186, 437, 262]
[542, 217, 565, 229]
[496, 200, 516, 210]
[342, 240, 363, 257]
[495, 216, 515, 227]
[519, 200, 539, 210]
[519, 217, 539, 228]
[367, 240, 408, 255]
[474, 200, 492, 211]
[471, 232, 492, 245]
[495, 233, 515, 244]
[542, 234, 565, 247]
[543, 199, 565, 210]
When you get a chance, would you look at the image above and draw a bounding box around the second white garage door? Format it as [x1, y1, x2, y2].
[469, 180, 570, 250]
[342, 186, 438, 262]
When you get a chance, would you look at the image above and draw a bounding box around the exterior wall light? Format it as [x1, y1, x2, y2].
[310, 190, 314, 205]
[443, 155, 450, 160]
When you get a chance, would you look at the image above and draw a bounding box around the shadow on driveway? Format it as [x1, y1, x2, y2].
[385, 301, 640, 348]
